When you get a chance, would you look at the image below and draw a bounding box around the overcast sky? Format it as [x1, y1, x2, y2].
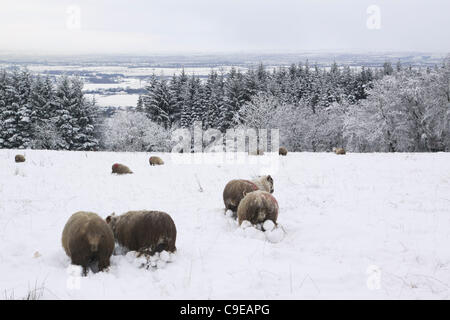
[1, 0, 449, 55]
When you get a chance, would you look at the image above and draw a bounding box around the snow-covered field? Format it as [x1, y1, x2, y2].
[19, 65, 249, 78]
[85, 93, 140, 108]
[1, 150, 450, 300]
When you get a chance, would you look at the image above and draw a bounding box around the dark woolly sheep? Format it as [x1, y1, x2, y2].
[62, 211, 115, 275]
[223, 175, 274, 212]
[106, 210, 177, 255]
[15, 155, 25, 163]
[112, 163, 133, 174]
[237, 190, 279, 226]
[334, 147, 346, 155]
[279, 147, 288, 156]
[149, 156, 164, 166]
[248, 149, 265, 155]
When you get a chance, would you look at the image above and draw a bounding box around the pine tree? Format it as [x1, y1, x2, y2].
[203, 70, 224, 129]
[221, 68, 245, 131]
[70, 77, 99, 151]
[0, 70, 9, 148]
[15, 70, 34, 148]
[0, 69, 33, 149]
[53, 76, 77, 150]
[136, 95, 144, 113]
[30, 75, 54, 124]
[180, 75, 202, 128]
[144, 77, 174, 129]
[169, 69, 188, 126]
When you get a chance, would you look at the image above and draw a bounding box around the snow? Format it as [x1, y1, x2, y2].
[24, 65, 248, 78]
[1, 150, 450, 299]
[263, 220, 275, 232]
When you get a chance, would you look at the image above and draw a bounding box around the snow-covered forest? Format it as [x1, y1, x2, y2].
[0, 71, 99, 151]
[1, 57, 449, 153]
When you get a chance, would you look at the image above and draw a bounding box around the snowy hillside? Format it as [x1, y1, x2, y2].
[1, 150, 450, 299]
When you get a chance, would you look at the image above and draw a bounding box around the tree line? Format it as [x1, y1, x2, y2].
[137, 62, 383, 131]
[1, 57, 449, 152]
[0, 69, 99, 150]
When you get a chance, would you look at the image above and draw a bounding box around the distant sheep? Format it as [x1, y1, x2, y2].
[62, 211, 115, 275]
[149, 156, 164, 166]
[237, 190, 279, 226]
[112, 163, 133, 174]
[334, 147, 346, 155]
[279, 147, 288, 156]
[15, 155, 25, 163]
[223, 175, 274, 212]
[106, 210, 177, 255]
[249, 149, 265, 156]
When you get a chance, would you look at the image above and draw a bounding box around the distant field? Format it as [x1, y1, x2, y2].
[85, 93, 140, 108]
[1, 150, 449, 299]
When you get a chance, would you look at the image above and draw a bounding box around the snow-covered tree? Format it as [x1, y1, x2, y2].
[0, 69, 33, 149]
[69, 77, 99, 151]
[103, 110, 172, 152]
[143, 77, 174, 129]
[51, 76, 98, 150]
[221, 68, 245, 131]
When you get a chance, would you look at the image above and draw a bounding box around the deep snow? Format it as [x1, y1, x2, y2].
[1, 150, 450, 299]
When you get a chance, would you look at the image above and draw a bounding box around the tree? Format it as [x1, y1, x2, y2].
[221, 68, 245, 131]
[143, 77, 174, 129]
[169, 69, 188, 126]
[103, 110, 171, 152]
[29, 75, 59, 149]
[0, 69, 33, 149]
[69, 77, 99, 151]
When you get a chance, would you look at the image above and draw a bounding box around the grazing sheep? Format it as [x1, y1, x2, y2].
[112, 163, 133, 174]
[106, 210, 177, 255]
[249, 149, 265, 155]
[334, 147, 346, 155]
[62, 212, 115, 275]
[279, 147, 288, 156]
[149, 156, 164, 166]
[237, 190, 279, 226]
[223, 175, 274, 212]
[15, 155, 25, 163]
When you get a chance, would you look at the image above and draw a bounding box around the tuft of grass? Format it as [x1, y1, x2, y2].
[23, 284, 44, 300]
[3, 281, 45, 300]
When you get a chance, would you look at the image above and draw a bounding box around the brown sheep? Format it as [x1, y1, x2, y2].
[149, 156, 164, 166]
[334, 147, 346, 155]
[223, 175, 274, 212]
[15, 155, 25, 163]
[279, 147, 288, 156]
[248, 149, 265, 156]
[237, 190, 279, 226]
[112, 163, 133, 174]
[61, 211, 115, 275]
[106, 210, 177, 255]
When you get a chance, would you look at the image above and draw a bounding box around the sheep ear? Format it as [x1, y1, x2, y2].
[267, 175, 272, 180]
[106, 213, 115, 223]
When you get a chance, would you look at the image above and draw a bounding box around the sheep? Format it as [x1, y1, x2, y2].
[279, 147, 288, 156]
[333, 147, 346, 155]
[106, 210, 177, 256]
[237, 190, 279, 226]
[61, 211, 115, 275]
[149, 156, 164, 166]
[112, 163, 133, 174]
[15, 155, 25, 163]
[223, 175, 274, 213]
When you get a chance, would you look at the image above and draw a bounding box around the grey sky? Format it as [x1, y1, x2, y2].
[1, 0, 449, 55]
